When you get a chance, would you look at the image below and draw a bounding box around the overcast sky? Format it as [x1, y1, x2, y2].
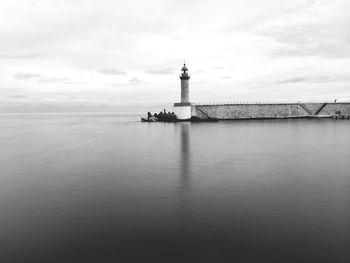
[1, 0, 350, 111]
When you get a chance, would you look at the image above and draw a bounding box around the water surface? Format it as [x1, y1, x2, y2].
[1, 114, 349, 262]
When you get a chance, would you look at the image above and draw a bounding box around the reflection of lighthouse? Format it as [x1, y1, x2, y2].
[180, 123, 190, 187]
[174, 64, 191, 120]
[178, 122, 191, 220]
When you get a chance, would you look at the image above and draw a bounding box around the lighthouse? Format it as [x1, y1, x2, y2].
[174, 63, 191, 120]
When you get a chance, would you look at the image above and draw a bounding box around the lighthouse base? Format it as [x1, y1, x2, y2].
[174, 103, 191, 120]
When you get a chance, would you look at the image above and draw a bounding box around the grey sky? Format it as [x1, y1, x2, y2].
[1, 0, 349, 110]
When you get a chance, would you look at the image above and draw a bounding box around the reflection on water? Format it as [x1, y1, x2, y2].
[0, 114, 350, 262]
[180, 123, 191, 190]
[178, 123, 191, 223]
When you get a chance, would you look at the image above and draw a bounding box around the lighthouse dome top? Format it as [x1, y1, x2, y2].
[180, 63, 190, 80]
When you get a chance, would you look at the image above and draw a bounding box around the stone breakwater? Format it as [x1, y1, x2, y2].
[191, 102, 350, 120]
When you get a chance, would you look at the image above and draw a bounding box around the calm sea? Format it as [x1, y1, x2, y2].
[1, 113, 349, 262]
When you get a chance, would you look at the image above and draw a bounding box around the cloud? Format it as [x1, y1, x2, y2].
[269, 44, 350, 58]
[109, 77, 145, 87]
[5, 94, 28, 99]
[312, 75, 350, 83]
[13, 72, 69, 83]
[13, 73, 42, 80]
[38, 77, 70, 83]
[0, 52, 42, 59]
[258, 17, 350, 58]
[275, 77, 309, 84]
[275, 75, 350, 84]
[250, 0, 350, 59]
[98, 69, 126, 75]
[128, 77, 143, 84]
[145, 67, 176, 75]
[63, 81, 86, 85]
[193, 69, 206, 74]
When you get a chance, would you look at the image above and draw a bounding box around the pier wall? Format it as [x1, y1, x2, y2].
[191, 102, 350, 120]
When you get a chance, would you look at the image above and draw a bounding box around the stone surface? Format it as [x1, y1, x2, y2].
[192, 103, 350, 119]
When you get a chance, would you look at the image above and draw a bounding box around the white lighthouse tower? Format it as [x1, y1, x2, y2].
[174, 63, 191, 120]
